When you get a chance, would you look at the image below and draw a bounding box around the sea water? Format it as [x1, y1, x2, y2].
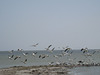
[0, 50, 100, 75]
[69, 66, 100, 75]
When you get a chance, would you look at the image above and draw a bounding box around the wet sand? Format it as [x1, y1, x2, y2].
[0, 63, 100, 75]
[1, 63, 100, 75]
[0, 65, 71, 75]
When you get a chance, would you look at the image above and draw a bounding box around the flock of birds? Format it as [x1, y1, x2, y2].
[7, 43, 100, 66]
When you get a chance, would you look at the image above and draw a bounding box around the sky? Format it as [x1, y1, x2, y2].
[0, 0, 100, 51]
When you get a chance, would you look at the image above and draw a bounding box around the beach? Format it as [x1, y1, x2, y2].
[0, 65, 71, 75]
[1, 64, 100, 75]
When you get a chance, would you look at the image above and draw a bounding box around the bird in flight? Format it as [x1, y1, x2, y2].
[32, 43, 39, 47]
[21, 59, 28, 64]
[45, 45, 52, 50]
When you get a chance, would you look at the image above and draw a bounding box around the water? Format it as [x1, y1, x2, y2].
[69, 66, 100, 75]
[0, 49, 100, 75]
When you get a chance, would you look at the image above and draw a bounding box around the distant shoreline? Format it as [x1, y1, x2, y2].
[0, 49, 100, 52]
[1, 48, 100, 51]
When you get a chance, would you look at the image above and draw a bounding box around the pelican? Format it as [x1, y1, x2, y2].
[84, 53, 92, 56]
[8, 55, 14, 60]
[32, 43, 39, 47]
[45, 45, 52, 50]
[51, 47, 55, 51]
[61, 52, 68, 56]
[17, 49, 23, 51]
[39, 55, 42, 58]
[8, 50, 14, 53]
[48, 62, 54, 65]
[92, 50, 96, 54]
[53, 55, 58, 58]
[14, 56, 21, 60]
[42, 56, 46, 59]
[23, 52, 28, 56]
[64, 47, 71, 52]
[81, 47, 88, 53]
[56, 61, 60, 65]
[48, 47, 55, 52]
[39, 54, 49, 59]
[21, 59, 27, 64]
[32, 52, 37, 56]
[42, 54, 49, 59]
[78, 60, 84, 64]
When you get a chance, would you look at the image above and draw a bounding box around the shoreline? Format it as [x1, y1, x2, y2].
[0, 64, 100, 75]
[0, 65, 71, 75]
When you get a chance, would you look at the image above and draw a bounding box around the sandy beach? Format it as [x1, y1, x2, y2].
[0, 65, 72, 75]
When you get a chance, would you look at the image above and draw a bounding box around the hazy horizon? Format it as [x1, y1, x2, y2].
[0, 0, 100, 51]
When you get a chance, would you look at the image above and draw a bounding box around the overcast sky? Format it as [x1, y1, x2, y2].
[0, 0, 100, 51]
